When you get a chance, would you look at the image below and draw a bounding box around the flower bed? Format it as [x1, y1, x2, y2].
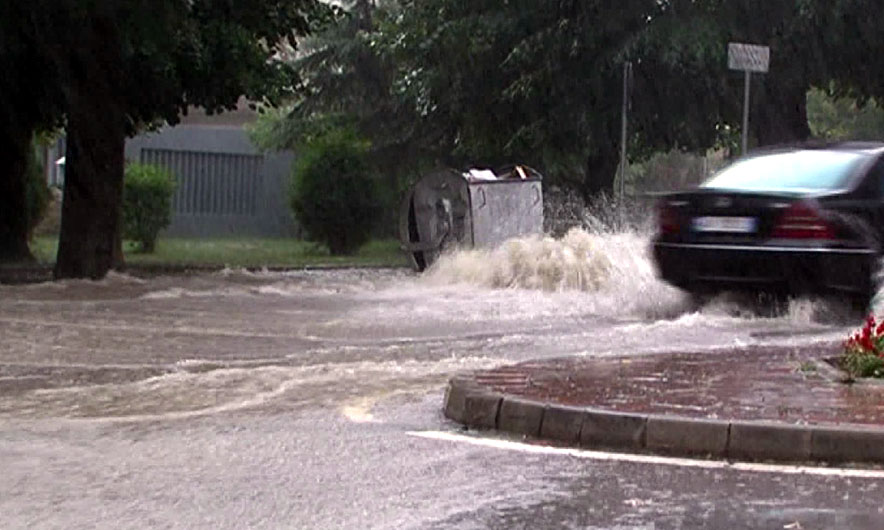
[840, 315, 884, 379]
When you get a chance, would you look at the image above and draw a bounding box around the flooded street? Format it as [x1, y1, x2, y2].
[2, 232, 883, 528]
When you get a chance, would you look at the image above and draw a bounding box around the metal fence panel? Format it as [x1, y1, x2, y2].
[125, 125, 295, 238]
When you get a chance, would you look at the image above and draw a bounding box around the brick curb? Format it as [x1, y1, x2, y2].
[443, 372, 884, 466]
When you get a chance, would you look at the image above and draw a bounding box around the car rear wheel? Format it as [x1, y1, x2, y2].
[851, 261, 882, 316]
[686, 288, 717, 311]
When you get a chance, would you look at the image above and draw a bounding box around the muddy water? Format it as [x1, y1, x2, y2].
[0, 230, 874, 529]
[0, 230, 864, 421]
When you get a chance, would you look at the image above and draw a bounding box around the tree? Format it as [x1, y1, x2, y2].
[627, 1, 735, 159]
[257, 0, 884, 202]
[383, 0, 663, 198]
[807, 88, 884, 141]
[290, 1, 414, 164]
[644, 0, 884, 150]
[0, 2, 64, 262]
[19, 0, 332, 279]
[266, 1, 664, 199]
[251, 1, 429, 206]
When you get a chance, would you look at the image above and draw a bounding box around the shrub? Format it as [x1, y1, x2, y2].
[290, 129, 380, 255]
[840, 315, 884, 378]
[25, 143, 50, 237]
[122, 162, 176, 252]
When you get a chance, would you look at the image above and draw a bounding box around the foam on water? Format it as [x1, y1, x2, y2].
[140, 286, 253, 300]
[424, 228, 612, 291]
[0, 355, 499, 421]
[421, 227, 690, 319]
[418, 226, 876, 326]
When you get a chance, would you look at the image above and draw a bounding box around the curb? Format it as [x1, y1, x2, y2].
[442, 374, 884, 466]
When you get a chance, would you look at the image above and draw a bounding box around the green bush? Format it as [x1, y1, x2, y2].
[25, 143, 50, 237]
[122, 162, 176, 252]
[290, 129, 381, 255]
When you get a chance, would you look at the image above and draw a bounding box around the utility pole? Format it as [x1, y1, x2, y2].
[741, 71, 751, 155]
[619, 61, 632, 202]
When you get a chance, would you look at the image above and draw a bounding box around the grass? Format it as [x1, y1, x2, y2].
[30, 236, 410, 269]
[797, 360, 818, 374]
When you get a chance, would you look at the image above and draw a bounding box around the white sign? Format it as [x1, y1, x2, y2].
[728, 43, 770, 73]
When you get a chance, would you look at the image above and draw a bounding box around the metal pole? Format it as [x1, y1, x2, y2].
[742, 71, 751, 156]
[619, 61, 630, 201]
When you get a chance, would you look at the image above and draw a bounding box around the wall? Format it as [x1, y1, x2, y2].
[125, 125, 296, 238]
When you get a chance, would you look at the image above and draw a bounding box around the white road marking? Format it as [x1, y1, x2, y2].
[407, 430, 884, 479]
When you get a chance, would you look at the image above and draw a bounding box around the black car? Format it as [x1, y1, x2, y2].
[652, 143, 884, 310]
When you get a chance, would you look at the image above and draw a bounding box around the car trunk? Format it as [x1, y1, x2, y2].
[659, 189, 825, 245]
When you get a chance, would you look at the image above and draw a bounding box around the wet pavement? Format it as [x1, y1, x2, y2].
[476, 343, 884, 426]
[2, 235, 884, 528]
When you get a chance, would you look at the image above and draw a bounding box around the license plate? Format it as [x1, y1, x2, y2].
[692, 216, 757, 233]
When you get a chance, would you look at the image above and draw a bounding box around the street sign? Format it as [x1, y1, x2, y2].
[728, 42, 771, 155]
[728, 43, 770, 73]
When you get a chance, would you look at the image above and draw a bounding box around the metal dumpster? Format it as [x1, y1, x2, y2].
[399, 165, 544, 271]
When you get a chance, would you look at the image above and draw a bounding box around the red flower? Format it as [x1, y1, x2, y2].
[843, 315, 884, 356]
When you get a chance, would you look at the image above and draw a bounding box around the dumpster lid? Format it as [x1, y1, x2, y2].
[463, 164, 543, 183]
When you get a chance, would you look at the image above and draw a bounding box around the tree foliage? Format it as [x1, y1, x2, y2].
[645, 0, 884, 148]
[2, 0, 332, 278]
[0, 2, 65, 261]
[271, 0, 669, 198]
[29, 0, 335, 132]
[271, 0, 884, 202]
[807, 88, 884, 141]
[385, 1, 657, 196]
[6, 0, 884, 270]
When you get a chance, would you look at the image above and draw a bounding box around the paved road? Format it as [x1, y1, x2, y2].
[1, 255, 882, 529]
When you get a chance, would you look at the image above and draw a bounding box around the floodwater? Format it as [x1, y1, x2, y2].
[2, 229, 882, 529]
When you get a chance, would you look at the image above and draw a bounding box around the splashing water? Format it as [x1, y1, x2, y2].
[424, 228, 614, 291]
[420, 227, 698, 319]
[421, 222, 880, 325]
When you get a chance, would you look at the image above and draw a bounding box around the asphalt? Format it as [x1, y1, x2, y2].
[444, 341, 884, 466]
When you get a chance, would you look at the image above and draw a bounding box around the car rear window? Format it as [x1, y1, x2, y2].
[701, 150, 867, 192]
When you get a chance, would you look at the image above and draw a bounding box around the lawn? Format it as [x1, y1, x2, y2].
[30, 236, 410, 269]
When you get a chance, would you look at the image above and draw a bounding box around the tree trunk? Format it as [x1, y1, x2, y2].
[752, 78, 812, 147]
[582, 145, 620, 201]
[53, 8, 127, 280]
[0, 127, 35, 262]
[54, 103, 126, 280]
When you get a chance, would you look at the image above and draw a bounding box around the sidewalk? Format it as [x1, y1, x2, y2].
[443, 342, 884, 465]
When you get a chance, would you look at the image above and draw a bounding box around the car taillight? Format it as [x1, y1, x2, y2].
[658, 203, 680, 235]
[771, 201, 835, 240]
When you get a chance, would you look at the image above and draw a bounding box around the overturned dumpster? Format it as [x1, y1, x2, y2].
[399, 165, 544, 271]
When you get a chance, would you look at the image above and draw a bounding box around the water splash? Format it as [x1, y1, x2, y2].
[425, 228, 614, 291]
[420, 227, 688, 317]
[419, 224, 874, 326]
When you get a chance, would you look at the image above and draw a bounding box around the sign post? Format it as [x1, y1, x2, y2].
[727, 43, 770, 155]
[619, 61, 632, 203]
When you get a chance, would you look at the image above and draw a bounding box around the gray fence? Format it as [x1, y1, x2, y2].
[125, 126, 296, 238]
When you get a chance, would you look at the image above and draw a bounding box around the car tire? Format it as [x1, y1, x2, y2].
[754, 291, 791, 318]
[686, 288, 716, 310]
[846, 252, 883, 318]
